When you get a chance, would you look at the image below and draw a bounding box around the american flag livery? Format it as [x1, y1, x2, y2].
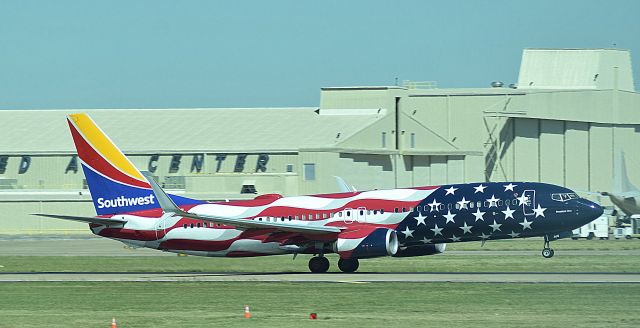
[36, 114, 603, 273]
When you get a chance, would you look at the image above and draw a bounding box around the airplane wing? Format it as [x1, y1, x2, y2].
[32, 214, 127, 226]
[142, 172, 342, 235]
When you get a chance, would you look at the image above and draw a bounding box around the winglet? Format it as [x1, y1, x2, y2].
[334, 176, 357, 192]
[141, 171, 182, 214]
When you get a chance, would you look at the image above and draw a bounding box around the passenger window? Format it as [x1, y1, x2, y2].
[190, 223, 194, 228]
[323, 213, 327, 219]
[439, 204, 445, 211]
[402, 207, 406, 212]
[367, 210, 371, 215]
[484, 201, 490, 207]
[477, 201, 481, 208]
[505, 200, 510, 206]
[455, 203, 461, 210]
[380, 209, 385, 214]
[197, 222, 201, 228]
[359, 210, 364, 215]
[338, 212, 342, 218]
[410, 207, 414, 212]
[183, 224, 187, 229]
[469, 202, 475, 209]
[373, 210, 378, 215]
[447, 204, 452, 210]
[497, 200, 503, 206]
[347, 211, 351, 217]
[394, 208, 399, 213]
[316, 214, 320, 220]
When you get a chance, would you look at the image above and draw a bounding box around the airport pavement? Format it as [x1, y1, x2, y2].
[1, 236, 639, 256]
[0, 271, 639, 283]
[1, 236, 639, 284]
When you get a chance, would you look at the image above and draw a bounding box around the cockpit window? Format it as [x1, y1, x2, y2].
[551, 193, 579, 202]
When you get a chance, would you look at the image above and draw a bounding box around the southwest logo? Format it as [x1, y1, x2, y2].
[97, 195, 156, 209]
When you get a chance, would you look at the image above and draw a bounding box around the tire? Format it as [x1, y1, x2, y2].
[308, 256, 330, 273]
[625, 235, 632, 240]
[542, 248, 554, 258]
[338, 258, 360, 273]
[571, 237, 578, 240]
[587, 233, 594, 240]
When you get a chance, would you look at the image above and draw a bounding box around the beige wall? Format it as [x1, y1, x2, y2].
[2, 86, 640, 234]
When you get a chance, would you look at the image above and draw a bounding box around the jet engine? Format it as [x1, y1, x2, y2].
[333, 228, 399, 259]
[393, 243, 446, 257]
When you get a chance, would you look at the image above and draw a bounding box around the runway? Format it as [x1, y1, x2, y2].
[1, 271, 639, 283]
[1, 236, 639, 256]
[1, 236, 639, 284]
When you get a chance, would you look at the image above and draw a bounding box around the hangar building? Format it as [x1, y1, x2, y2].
[1, 48, 638, 234]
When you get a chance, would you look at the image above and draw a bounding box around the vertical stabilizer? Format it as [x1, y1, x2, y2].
[67, 113, 201, 215]
[613, 151, 638, 193]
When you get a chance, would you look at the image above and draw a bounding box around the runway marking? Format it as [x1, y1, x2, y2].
[337, 280, 370, 284]
[1, 272, 639, 283]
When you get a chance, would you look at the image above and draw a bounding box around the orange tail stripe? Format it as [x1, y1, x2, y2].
[68, 113, 145, 182]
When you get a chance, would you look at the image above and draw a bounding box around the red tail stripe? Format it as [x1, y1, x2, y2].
[68, 120, 150, 189]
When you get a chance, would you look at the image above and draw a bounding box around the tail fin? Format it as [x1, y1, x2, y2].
[613, 151, 638, 193]
[67, 113, 200, 215]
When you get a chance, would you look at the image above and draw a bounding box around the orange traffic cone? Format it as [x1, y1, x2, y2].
[111, 317, 117, 328]
[244, 305, 251, 319]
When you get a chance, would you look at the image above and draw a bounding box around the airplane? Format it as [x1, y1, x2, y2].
[601, 151, 640, 217]
[35, 113, 604, 273]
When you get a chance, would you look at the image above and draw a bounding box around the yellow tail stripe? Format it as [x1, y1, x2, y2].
[68, 113, 145, 181]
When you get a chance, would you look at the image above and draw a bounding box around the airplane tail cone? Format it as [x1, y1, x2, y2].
[244, 305, 251, 319]
[111, 317, 117, 328]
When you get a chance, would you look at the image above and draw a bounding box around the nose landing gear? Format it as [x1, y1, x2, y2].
[542, 237, 555, 258]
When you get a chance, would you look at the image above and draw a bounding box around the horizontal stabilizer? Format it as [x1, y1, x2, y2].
[32, 214, 127, 226]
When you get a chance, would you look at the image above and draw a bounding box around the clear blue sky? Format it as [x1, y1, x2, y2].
[0, 0, 638, 109]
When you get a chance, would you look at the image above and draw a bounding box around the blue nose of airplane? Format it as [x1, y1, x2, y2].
[577, 199, 604, 224]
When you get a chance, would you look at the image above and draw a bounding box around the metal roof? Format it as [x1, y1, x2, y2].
[0, 108, 385, 154]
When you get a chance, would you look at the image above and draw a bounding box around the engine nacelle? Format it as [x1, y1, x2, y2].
[392, 243, 446, 257]
[333, 228, 399, 259]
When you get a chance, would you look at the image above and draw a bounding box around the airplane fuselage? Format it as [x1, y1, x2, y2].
[90, 182, 602, 258]
[607, 193, 640, 217]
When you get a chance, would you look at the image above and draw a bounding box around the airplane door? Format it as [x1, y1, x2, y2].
[155, 216, 168, 240]
[343, 208, 354, 224]
[521, 190, 535, 216]
[356, 207, 367, 223]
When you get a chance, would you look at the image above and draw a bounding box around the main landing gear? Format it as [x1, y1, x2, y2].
[308, 256, 330, 273]
[338, 258, 359, 273]
[542, 237, 555, 258]
[307, 256, 361, 273]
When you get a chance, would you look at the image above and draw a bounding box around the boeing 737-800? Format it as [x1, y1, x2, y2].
[36, 113, 603, 273]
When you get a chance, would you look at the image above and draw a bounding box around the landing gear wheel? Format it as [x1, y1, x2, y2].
[308, 256, 330, 273]
[338, 258, 360, 273]
[542, 237, 554, 258]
